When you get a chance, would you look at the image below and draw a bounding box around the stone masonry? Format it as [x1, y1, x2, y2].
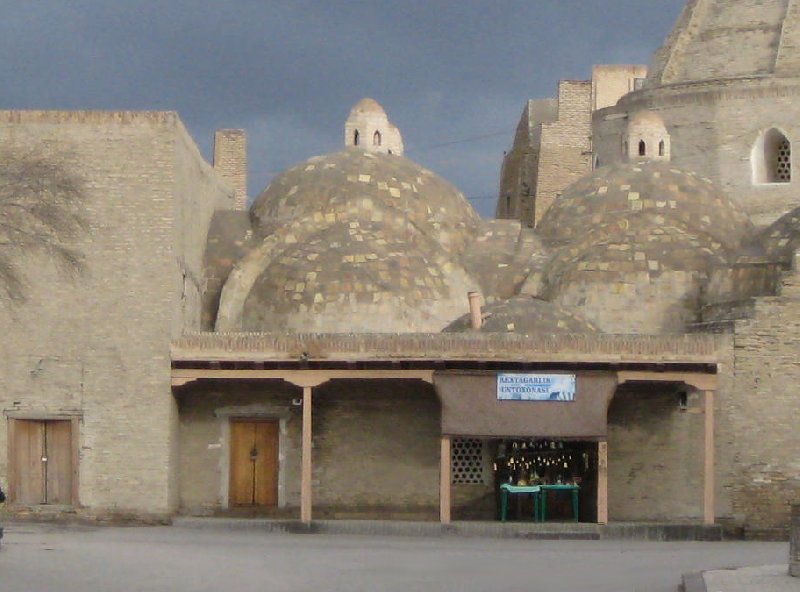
[0, 111, 233, 519]
[791, 504, 799, 576]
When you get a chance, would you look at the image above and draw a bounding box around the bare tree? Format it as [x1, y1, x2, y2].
[0, 147, 88, 303]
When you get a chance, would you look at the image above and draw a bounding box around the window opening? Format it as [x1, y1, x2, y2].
[373, 130, 381, 146]
[354, 130, 360, 146]
[776, 137, 791, 182]
[452, 438, 485, 484]
[658, 141, 665, 157]
[754, 129, 791, 184]
[639, 140, 646, 156]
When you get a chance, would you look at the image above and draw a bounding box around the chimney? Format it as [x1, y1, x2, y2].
[213, 129, 248, 210]
[468, 292, 482, 330]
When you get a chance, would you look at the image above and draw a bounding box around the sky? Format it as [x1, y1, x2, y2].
[0, 1, 686, 217]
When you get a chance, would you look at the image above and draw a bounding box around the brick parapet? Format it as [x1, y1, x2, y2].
[172, 332, 725, 363]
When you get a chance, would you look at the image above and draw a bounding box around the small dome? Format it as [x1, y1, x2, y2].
[442, 296, 598, 334]
[349, 98, 386, 115]
[628, 110, 666, 132]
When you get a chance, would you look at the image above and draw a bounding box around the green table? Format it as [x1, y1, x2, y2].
[500, 483, 542, 522]
[539, 484, 580, 522]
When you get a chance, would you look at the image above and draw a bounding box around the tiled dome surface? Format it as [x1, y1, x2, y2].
[251, 148, 480, 257]
[759, 206, 800, 263]
[443, 296, 597, 334]
[216, 148, 482, 332]
[538, 161, 753, 253]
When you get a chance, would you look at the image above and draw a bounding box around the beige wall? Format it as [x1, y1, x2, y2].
[0, 111, 231, 518]
[607, 385, 705, 521]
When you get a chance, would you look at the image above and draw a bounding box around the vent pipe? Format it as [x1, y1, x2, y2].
[468, 292, 482, 330]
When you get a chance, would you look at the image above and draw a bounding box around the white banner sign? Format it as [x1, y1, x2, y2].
[497, 374, 576, 401]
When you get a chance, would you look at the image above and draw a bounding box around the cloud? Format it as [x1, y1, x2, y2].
[0, 0, 685, 217]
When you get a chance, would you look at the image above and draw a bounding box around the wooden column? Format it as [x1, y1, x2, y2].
[597, 440, 608, 525]
[704, 390, 715, 525]
[440, 436, 452, 524]
[301, 385, 313, 524]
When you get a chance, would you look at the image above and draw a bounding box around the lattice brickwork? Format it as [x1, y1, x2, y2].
[451, 438, 485, 484]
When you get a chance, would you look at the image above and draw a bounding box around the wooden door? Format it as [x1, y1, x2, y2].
[229, 420, 278, 507]
[12, 420, 73, 505]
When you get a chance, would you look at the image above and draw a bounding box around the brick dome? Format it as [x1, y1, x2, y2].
[216, 148, 482, 332]
[443, 296, 597, 335]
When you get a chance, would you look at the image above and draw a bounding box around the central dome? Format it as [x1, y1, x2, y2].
[251, 148, 480, 257]
[648, 0, 796, 85]
[217, 148, 482, 333]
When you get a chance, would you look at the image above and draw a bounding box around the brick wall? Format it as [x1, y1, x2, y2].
[791, 504, 799, 576]
[213, 130, 247, 210]
[0, 111, 231, 518]
[608, 385, 705, 521]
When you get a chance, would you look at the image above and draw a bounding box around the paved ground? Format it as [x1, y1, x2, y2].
[701, 564, 797, 592]
[0, 522, 790, 592]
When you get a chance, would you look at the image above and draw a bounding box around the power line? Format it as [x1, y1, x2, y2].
[407, 130, 509, 153]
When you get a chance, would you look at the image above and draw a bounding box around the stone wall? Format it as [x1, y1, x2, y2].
[534, 81, 593, 227]
[607, 384, 705, 521]
[177, 380, 300, 514]
[791, 504, 799, 576]
[722, 266, 800, 537]
[0, 111, 231, 518]
[594, 79, 800, 227]
[177, 379, 441, 519]
[213, 130, 247, 210]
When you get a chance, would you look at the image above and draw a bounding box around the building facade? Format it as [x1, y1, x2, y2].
[0, 0, 798, 539]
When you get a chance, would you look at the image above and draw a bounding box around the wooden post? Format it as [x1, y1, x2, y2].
[597, 440, 608, 525]
[301, 386, 313, 524]
[440, 436, 452, 524]
[704, 390, 715, 525]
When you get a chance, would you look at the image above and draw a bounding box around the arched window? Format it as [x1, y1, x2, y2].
[753, 129, 791, 184]
[658, 141, 665, 157]
[373, 130, 382, 146]
[354, 130, 360, 146]
[639, 140, 647, 156]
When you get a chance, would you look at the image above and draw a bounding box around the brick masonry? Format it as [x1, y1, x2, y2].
[791, 505, 799, 576]
[0, 111, 233, 519]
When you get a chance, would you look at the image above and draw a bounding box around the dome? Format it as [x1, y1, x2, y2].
[443, 296, 598, 335]
[251, 148, 480, 255]
[349, 97, 385, 115]
[538, 161, 753, 252]
[216, 148, 482, 333]
[648, 0, 797, 86]
[759, 205, 800, 263]
[628, 110, 666, 131]
[536, 161, 755, 333]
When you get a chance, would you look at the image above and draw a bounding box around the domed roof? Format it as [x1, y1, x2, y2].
[349, 97, 386, 115]
[251, 148, 480, 256]
[442, 296, 597, 334]
[758, 205, 800, 263]
[538, 161, 753, 252]
[648, 0, 797, 86]
[216, 148, 482, 333]
[628, 110, 666, 131]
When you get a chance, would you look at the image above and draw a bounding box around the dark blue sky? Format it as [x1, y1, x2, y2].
[0, 1, 686, 216]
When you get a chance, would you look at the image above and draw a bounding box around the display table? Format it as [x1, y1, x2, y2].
[499, 483, 541, 522]
[539, 484, 580, 522]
